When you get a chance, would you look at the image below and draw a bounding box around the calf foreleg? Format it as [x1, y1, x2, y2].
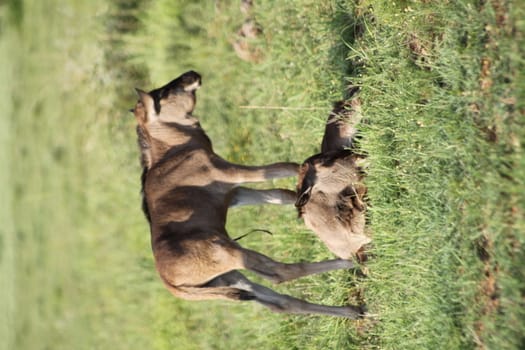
[212, 158, 299, 183]
[229, 187, 296, 207]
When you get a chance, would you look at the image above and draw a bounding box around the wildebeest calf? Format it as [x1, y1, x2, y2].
[131, 71, 363, 318]
[296, 99, 371, 259]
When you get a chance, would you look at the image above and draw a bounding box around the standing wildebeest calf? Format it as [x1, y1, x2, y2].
[296, 98, 371, 259]
[131, 71, 363, 318]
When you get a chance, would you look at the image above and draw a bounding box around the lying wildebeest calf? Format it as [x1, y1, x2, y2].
[296, 98, 371, 259]
[131, 71, 363, 318]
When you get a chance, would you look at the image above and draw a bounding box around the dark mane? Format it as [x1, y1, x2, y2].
[136, 124, 152, 223]
[140, 167, 151, 223]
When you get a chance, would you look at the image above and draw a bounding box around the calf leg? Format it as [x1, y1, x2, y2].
[241, 248, 355, 283]
[229, 187, 296, 207]
[205, 271, 363, 319]
[211, 159, 299, 184]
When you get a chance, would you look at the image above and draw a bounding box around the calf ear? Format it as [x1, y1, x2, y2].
[295, 185, 312, 207]
[135, 88, 157, 121]
[295, 163, 314, 207]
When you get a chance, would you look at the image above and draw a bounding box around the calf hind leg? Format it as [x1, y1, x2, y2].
[205, 271, 363, 319]
[242, 248, 355, 283]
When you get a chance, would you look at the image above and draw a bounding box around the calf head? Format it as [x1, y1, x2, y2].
[296, 99, 371, 259]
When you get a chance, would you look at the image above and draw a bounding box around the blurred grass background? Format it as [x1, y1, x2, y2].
[1, 0, 523, 349]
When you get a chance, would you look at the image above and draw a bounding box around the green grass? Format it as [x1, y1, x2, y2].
[354, 2, 525, 348]
[1, 1, 158, 349]
[1, 0, 524, 349]
[0, 8, 16, 350]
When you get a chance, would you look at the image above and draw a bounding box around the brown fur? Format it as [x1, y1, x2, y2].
[130, 71, 363, 318]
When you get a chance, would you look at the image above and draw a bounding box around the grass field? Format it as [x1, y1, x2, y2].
[1, 0, 524, 349]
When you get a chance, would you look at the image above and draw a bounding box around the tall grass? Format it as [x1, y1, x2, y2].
[0, 11, 16, 350]
[1, 1, 160, 349]
[354, 1, 525, 348]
